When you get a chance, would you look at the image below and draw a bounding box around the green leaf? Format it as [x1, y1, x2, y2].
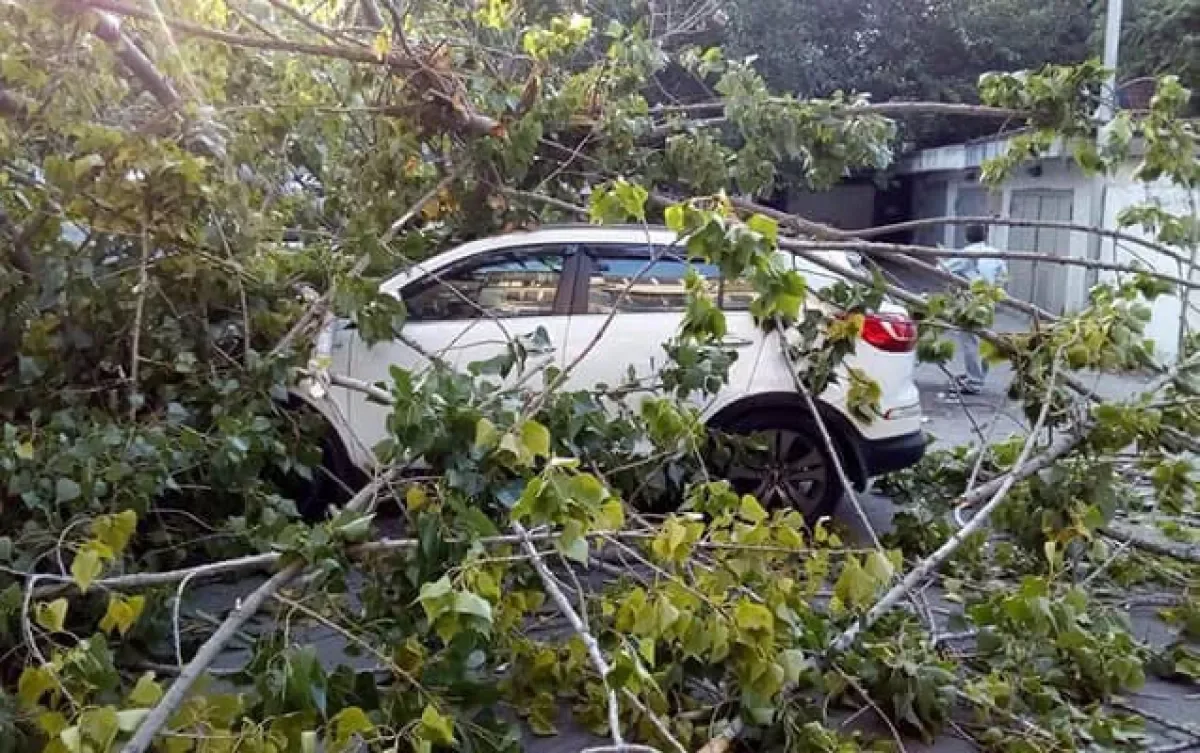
[519, 419, 551, 459]
[780, 648, 807, 684]
[738, 495, 767, 524]
[569, 472, 607, 507]
[60, 725, 82, 753]
[93, 510, 137, 554]
[734, 599, 774, 638]
[100, 594, 145, 636]
[833, 555, 876, 610]
[559, 534, 589, 564]
[474, 417, 499, 449]
[452, 591, 494, 625]
[115, 708, 149, 733]
[746, 213, 779, 245]
[418, 577, 454, 622]
[14, 440, 34, 461]
[406, 485, 428, 512]
[863, 550, 895, 584]
[55, 478, 81, 504]
[18, 666, 57, 707]
[595, 499, 625, 530]
[35, 598, 68, 633]
[611, 178, 648, 221]
[79, 706, 118, 751]
[331, 706, 375, 746]
[665, 204, 686, 232]
[418, 704, 456, 747]
[128, 672, 163, 706]
[71, 547, 104, 592]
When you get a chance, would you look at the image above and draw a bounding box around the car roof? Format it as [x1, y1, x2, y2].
[379, 224, 854, 296]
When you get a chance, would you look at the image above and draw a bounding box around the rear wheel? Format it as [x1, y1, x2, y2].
[709, 411, 843, 522]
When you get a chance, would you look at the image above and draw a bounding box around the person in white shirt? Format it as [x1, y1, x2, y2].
[941, 224, 1007, 395]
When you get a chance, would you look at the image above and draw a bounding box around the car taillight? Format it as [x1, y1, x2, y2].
[860, 312, 918, 353]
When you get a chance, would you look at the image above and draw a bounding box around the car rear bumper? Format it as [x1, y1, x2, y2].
[859, 430, 928, 477]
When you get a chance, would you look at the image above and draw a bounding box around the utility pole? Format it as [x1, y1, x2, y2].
[1097, 0, 1125, 122]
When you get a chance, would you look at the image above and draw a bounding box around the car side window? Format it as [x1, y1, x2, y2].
[585, 247, 722, 313]
[584, 246, 761, 312]
[404, 250, 569, 321]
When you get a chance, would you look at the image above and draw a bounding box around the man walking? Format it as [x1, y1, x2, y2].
[941, 224, 1007, 395]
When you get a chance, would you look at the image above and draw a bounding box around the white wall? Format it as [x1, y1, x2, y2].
[909, 159, 1096, 313]
[1095, 163, 1200, 361]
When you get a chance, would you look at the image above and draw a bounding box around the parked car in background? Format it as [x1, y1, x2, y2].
[301, 225, 925, 520]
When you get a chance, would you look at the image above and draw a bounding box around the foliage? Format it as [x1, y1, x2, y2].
[1102, 0, 1200, 111]
[0, 1, 1199, 753]
[722, 0, 1096, 147]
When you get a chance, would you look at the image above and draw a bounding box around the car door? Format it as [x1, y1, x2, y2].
[558, 244, 765, 412]
[346, 245, 581, 453]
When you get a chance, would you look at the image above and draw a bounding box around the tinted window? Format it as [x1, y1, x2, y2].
[586, 248, 754, 312]
[405, 252, 567, 320]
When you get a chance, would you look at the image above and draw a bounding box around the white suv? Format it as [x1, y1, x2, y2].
[305, 225, 925, 519]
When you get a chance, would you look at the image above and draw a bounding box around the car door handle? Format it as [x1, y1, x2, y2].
[719, 336, 755, 349]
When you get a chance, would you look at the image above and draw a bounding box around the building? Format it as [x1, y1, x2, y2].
[896, 133, 1200, 360]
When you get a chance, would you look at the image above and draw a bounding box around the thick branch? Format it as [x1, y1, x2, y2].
[511, 521, 628, 751]
[118, 563, 303, 753]
[29, 526, 654, 597]
[650, 100, 1023, 119]
[826, 372, 1066, 657]
[867, 249, 1060, 323]
[77, 0, 426, 69]
[1102, 520, 1200, 563]
[119, 472, 392, 753]
[823, 352, 1197, 661]
[786, 238, 1198, 290]
[854, 214, 1197, 273]
[729, 198, 1196, 278]
[87, 10, 181, 108]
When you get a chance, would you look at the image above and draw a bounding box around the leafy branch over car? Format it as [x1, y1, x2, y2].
[0, 2, 1198, 753]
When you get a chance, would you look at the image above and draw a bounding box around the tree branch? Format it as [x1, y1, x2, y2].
[270, 171, 456, 358]
[824, 355, 1064, 658]
[119, 471, 393, 753]
[784, 238, 1199, 290]
[775, 318, 882, 550]
[650, 100, 1023, 120]
[86, 9, 181, 108]
[852, 214, 1197, 273]
[511, 521, 633, 752]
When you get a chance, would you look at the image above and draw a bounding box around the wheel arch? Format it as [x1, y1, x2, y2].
[705, 391, 869, 489]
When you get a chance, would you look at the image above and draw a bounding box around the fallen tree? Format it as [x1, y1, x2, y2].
[1, 2, 1199, 753]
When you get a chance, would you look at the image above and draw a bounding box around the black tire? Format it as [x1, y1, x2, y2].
[708, 411, 844, 523]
